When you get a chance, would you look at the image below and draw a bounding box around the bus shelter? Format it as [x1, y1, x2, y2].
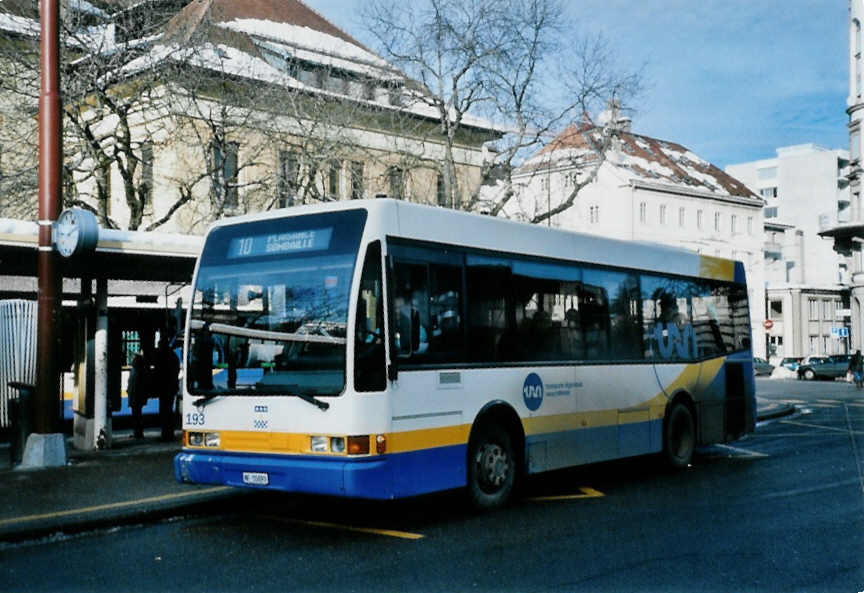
[0, 218, 201, 450]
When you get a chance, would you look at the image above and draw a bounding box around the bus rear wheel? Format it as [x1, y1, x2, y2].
[663, 402, 695, 469]
[468, 424, 516, 510]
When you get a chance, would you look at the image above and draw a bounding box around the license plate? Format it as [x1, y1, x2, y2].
[242, 471, 269, 486]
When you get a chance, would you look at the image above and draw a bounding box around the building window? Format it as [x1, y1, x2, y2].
[141, 142, 153, 216]
[809, 335, 819, 354]
[639, 202, 647, 224]
[852, 129, 861, 162]
[759, 187, 778, 199]
[659, 204, 667, 225]
[437, 173, 446, 206]
[809, 298, 819, 321]
[678, 207, 685, 227]
[209, 140, 238, 209]
[856, 19, 863, 97]
[770, 299, 783, 322]
[758, 166, 777, 180]
[714, 211, 721, 232]
[747, 216, 753, 235]
[277, 150, 299, 208]
[696, 209, 703, 230]
[350, 161, 364, 199]
[388, 167, 405, 199]
[730, 214, 737, 234]
[328, 160, 341, 199]
[764, 206, 779, 219]
[589, 205, 600, 224]
[823, 300, 832, 320]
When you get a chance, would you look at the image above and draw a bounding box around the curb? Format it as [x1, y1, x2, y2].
[0, 486, 242, 544]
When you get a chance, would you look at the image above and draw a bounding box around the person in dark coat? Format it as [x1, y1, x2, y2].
[154, 335, 181, 441]
[849, 350, 863, 388]
[127, 347, 151, 439]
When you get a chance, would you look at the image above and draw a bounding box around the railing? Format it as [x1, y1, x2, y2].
[0, 300, 37, 427]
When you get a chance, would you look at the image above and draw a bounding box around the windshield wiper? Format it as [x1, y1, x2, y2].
[192, 389, 329, 411]
[192, 393, 222, 408]
[294, 392, 330, 411]
[189, 319, 346, 345]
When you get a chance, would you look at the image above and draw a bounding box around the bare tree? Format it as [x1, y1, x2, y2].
[362, 0, 645, 222]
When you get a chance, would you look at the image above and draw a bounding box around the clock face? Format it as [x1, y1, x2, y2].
[55, 211, 80, 257]
[53, 208, 98, 258]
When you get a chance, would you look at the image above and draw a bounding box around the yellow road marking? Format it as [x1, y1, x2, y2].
[262, 515, 424, 540]
[528, 487, 605, 502]
[0, 487, 232, 528]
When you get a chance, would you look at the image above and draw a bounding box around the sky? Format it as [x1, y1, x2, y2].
[304, 0, 849, 169]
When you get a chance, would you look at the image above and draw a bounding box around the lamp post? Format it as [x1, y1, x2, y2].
[35, 0, 62, 435]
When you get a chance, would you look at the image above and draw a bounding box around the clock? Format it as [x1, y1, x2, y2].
[53, 208, 99, 258]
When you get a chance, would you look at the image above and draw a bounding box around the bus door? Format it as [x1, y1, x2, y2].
[386, 243, 468, 494]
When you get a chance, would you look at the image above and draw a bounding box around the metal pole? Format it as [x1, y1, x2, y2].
[93, 278, 109, 449]
[35, 0, 62, 434]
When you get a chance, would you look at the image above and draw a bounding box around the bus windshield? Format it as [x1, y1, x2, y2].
[187, 209, 367, 399]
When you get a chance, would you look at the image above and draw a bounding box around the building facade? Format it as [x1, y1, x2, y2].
[817, 1, 864, 354]
[727, 144, 851, 360]
[0, 0, 500, 234]
[511, 120, 767, 356]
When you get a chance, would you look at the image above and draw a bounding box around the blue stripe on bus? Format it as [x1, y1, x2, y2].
[63, 397, 160, 420]
[525, 419, 663, 473]
[734, 261, 747, 284]
[174, 444, 469, 500]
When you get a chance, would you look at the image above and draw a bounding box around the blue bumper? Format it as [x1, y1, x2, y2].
[174, 444, 467, 500]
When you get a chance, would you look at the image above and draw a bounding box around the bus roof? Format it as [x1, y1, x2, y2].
[208, 199, 744, 283]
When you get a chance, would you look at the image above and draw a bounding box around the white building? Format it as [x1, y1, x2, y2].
[512, 120, 766, 356]
[820, 1, 864, 354]
[727, 144, 851, 360]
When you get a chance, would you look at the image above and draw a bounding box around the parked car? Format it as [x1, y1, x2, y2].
[797, 354, 852, 380]
[753, 357, 774, 376]
[779, 356, 804, 371]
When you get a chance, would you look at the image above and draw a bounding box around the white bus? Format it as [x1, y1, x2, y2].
[174, 199, 756, 508]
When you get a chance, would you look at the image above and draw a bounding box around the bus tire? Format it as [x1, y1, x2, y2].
[467, 423, 516, 510]
[663, 402, 695, 469]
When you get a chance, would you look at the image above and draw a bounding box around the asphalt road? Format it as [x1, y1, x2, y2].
[2, 378, 862, 593]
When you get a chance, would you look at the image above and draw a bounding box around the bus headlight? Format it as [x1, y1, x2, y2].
[330, 437, 346, 453]
[310, 436, 328, 452]
[186, 431, 220, 448]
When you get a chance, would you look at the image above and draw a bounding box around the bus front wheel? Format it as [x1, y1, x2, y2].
[663, 402, 695, 469]
[467, 423, 516, 510]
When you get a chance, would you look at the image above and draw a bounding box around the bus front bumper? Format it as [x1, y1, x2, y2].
[174, 445, 466, 500]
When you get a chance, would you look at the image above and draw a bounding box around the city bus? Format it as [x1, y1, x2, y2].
[174, 199, 756, 509]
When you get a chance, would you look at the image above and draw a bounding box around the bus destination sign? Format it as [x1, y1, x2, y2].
[227, 228, 333, 259]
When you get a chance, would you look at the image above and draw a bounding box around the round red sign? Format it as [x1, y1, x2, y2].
[763, 319, 774, 330]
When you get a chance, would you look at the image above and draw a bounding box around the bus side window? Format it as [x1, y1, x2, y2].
[354, 241, 386, 392]
[393, 261, 430, 358]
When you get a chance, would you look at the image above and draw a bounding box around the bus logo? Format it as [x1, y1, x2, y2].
[523, 373, 543, 411]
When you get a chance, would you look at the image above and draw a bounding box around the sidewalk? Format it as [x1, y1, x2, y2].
[0, 398, 795, 542]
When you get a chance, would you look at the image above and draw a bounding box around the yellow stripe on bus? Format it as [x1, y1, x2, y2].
[699, 255, 735, 281]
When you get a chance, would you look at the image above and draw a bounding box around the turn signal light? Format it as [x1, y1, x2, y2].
[347, 435, 370, 455]
[376, 434, 386, 454]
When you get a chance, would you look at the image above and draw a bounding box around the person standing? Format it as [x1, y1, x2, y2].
[849, 350, 864, 389]
[155, 334, 181, 441]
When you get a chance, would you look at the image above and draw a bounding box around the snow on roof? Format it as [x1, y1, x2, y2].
[0, 11, 39, 37]
[522, 124, 758, 200]
[220, 18, 390, 72]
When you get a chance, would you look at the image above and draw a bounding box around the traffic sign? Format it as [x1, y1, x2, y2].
[762, 319, 774, 330]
